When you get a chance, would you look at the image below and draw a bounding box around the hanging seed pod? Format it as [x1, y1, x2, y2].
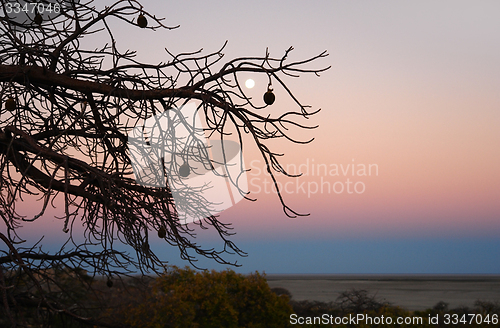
[179, 162, 190, 178]
[141, 242, 149, 253]
[34, 13, 43, 25]
[80, 101, 88, 110]
[107, 201, 115, 211]
[158, 226, 166, 239]
[19, 51, 26, 65]
[5, 98, 16, 111]
[263, 89, 275, 105]
[106, 278, 113, 288]
[137, 14, 148, 28]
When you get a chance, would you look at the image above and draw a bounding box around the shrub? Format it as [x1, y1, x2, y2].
[123, 266, 293, 328]
[336, 289, 389, 313]
[271, 287, 293, 299]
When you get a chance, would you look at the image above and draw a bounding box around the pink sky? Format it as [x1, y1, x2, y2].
[8, 1, 500, 273]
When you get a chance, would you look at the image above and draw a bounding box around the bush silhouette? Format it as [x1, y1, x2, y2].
[123, 266, 293, 328]
[336, 289, 389, 313]
[271, 287, 293, 299]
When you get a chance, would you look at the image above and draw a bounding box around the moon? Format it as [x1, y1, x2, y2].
[245, 79, 255, 89]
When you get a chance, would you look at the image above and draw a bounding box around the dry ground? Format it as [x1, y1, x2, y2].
[266, 275, 500, 311]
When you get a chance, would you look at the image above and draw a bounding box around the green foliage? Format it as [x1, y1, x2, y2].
[123, 266, 293, 328]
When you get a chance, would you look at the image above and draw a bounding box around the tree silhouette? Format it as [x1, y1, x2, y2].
[0, 0, 328, 325]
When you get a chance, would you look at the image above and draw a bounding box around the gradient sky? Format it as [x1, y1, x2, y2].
[9, 1, 500, 273]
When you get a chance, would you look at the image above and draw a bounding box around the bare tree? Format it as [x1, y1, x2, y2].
[336, 289, 389, 313]
[0, 0, 328, 325]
